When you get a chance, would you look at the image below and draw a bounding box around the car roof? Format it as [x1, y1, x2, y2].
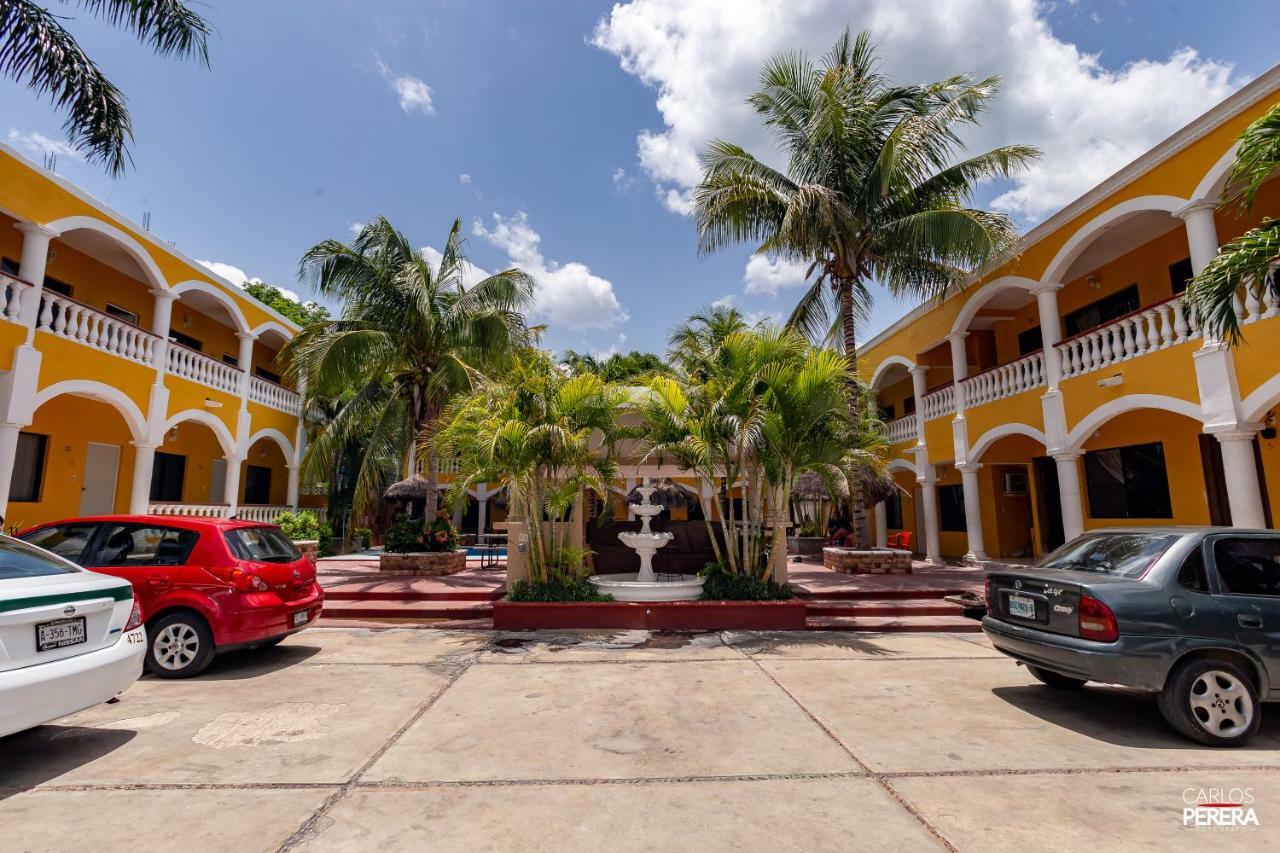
[1081, 526, 1275, 536]
[24, 514, 277, 532]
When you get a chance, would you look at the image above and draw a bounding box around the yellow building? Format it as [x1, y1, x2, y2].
[0, 143, 313, 530]
[864, 68, 1280, 564]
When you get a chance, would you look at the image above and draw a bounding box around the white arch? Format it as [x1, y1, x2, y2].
[43, 215, 167, 292]
[1243, 374, 1280, 423]
[887, 457, 918, 476]
[949, 275, 1039, 336]
[250, 320, 296, 341]
[1040, 195, 1190, 286]
[1193, 143, 1240, 202]
[32, 380, 147, 440]
[969, 423, 1047, 462]
[171, 279, 251, 333]
[163, 409, 237, 457]
[870, 355, 916, 390]
[245, 427, 295, 463]
[1064, 394, 1204, 452]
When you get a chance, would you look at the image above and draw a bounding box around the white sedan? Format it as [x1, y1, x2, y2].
[0, 533, 146, 737]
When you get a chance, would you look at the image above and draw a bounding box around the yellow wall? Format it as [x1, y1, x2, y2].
[242, 437, 290, 506]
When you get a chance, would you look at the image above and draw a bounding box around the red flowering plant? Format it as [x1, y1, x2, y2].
[383, 512, 459, 554]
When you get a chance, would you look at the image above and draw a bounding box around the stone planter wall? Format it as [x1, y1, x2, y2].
[380, 549, 468, 576]
[787, 535, 826, 556]
[823, 547, 912, 574]
[292, 539, 319, 565]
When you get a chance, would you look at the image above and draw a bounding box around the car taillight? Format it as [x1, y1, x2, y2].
[1078, 594, 1118, 642]
[124, 600, 143, 632]
[210, 567, 269, 592]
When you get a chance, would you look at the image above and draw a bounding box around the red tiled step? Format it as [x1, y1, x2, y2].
[320, 599, 494, 620]
[795, 587, 970, 601]
[805, 598, 964, 618]
[805, 614, 983, 633]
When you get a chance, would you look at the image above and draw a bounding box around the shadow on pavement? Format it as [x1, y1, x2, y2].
[0, 725, 136, 800]
[992, 683, 1280, 750]
[184, 643, 322, 681]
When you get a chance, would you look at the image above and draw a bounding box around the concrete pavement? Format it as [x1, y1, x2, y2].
[2, 627, 1278, 852]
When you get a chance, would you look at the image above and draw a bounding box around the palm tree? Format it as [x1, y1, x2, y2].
[283, 216, 535, 519]
[1185, 102, 1280, 344]
[437, 353, 630, 584]
[693, 28, 1037, 547]
[1, 1, 212, 175]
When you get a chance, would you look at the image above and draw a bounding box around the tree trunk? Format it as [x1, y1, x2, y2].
[838, 280, 873, 550]
[422, 398, 440, 517]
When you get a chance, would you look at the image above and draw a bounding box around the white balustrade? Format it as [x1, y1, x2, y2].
[249, 375, 302, 414]
[1057, 295, 1203, 380]
[167, 343, 243, 394]
[1, 272, 29, 323]
[921, 384, 955, 422]
[36, 291, 158, 365]
[237, 505, 291, 523]
[962, 351, 1045, 407]
[149, 503, 229, 518]
[883, 415, 917, 445]
[1242, 276, 1279, 324]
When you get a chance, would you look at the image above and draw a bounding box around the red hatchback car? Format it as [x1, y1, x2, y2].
[17, 515, 324, 678]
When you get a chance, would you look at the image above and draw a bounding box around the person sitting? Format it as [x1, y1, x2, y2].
[826, 517, 853, 546]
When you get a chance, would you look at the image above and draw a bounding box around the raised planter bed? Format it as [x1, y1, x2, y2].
[823, 547, 912, 574]
[493, 599, 807, 631]
[379, 549, 468, 576]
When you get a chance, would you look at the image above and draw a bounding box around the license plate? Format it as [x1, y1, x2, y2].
[36, 617, 87, 651]
[291, 610, 309, 628]
[1007, 594, 1036, 620]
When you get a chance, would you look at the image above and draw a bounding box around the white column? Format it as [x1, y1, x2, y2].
[223, 455, 243, 516]
[150, 290, 177, 372]
[1053, 452, 1086, 542]
[909, 365, 929, 441]
[1216, 428, 1267, 528]
[478, 491, 489, 535]
[919, 467, 942, 565]
[947, 332, 969, 415]
[873, 501, 887, 547]
[1033, 283, 1065, 388]
[1176, 200, 1220, 276]
[0, 422, 24, 520]
[16, 222, 57, 338]
[956, 462, 988, 562]
[286, 464, 300, 509]
[129, 442, 158, 514]
[236, 332, 256, 406]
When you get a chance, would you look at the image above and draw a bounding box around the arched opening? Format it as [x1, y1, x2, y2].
[250, 322, 295, 388]
[242, 435, 290, 508]
[870, 357, 915, 436]
[169, 281, 251, 379]
[883, 460, 918, 555]
[14, 391, 144, 520]
[154, 413, 237, 509]
[970, 430, 1050, 559]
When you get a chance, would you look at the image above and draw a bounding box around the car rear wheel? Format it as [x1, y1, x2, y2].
[1158, 658, 1260, 747]
[1026, 664, 1087, 690]
[147, 612, 215, 678]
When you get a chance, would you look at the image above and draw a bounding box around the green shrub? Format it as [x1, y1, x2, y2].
[508, 576, 613, 602]
[698, 562, 794, 601]
[276, 510, 323, 541]
[383, 512, 460, 554]
[351, 526, 373, 548]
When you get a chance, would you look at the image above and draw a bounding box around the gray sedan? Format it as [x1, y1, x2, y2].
[983, 527, 1280, 747]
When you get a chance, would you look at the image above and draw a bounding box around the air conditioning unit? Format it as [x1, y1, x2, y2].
[1003, 471, 1029, 495]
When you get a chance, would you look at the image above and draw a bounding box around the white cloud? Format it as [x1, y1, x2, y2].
[592, 0, 1241, 221]
[473, 211, 628, 331]
[196, 259, 301, 303]
[348, 221, 365, 237]
[7, 128, 84, 163]
[743, 254, 810, 296]
[459, 173, 472, 184]
[612, 166, 637, 192]
[377, 59, 435, 116]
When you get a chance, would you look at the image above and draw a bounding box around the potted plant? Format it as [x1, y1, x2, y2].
[352, 526, 373, 550]
[378, 512, 467, 576]
[275, 510, 331, 563]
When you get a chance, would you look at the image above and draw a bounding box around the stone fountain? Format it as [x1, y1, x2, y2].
[589, 485, 705, 601]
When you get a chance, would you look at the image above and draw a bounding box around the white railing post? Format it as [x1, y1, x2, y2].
[15, 222, 57, 341]
[1032, 282, 1064, 389]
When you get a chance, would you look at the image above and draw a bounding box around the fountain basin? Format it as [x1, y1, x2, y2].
[589, 572, 705, 601]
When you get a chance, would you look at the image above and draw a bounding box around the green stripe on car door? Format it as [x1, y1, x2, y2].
[0, 584, 133, 613]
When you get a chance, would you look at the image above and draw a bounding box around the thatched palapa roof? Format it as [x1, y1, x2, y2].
[383, 475, 447, 501]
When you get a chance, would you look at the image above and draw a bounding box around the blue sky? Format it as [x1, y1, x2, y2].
[2, 0, 1277, 356]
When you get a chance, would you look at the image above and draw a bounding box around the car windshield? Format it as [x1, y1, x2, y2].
[0, 536, 81, 579]
[1039, 533, 1180, 577]
[224, 527, 301, 564]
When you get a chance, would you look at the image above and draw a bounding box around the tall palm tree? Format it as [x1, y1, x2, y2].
[1, 1, 212, 175]
[283, 216, 535, 519]
[1185, 102, 1280, 344]
[693, 28, 1037, 547]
